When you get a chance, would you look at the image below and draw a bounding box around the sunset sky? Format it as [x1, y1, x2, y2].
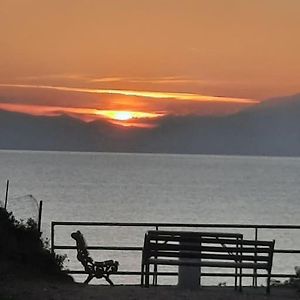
[1, 0, 299, 127]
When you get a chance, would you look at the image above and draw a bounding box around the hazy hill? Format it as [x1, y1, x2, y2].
[0, 110, 145, 152]
[0, 93, 300, 156]
[136, 93, 300, 156]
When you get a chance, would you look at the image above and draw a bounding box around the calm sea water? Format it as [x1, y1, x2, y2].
[1, 150, 300, 284]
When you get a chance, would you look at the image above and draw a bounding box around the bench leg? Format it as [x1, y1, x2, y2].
[234, 267, 237, 290]
[145, 263, 150, 287]
[141, 263, 145, 286]
[266, 273, 271, 295]
[239, 267, 242, 292]
[103, 275, 114, 286]
[84, 274, 94, 284]
[153, 263, 158, 285]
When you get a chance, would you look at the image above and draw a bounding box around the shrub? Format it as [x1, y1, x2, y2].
[0, 207, 71, 280]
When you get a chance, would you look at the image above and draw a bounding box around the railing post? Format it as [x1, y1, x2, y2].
[153, 225, 159, 285]
[37, 200, 43, 233]
[253, 227, 258, 287]
[51, 222, 55, 254]
[4, 179, 9, 209]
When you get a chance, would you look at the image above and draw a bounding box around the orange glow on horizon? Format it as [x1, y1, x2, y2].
[0, 84, 260, 126]
[95, 110, 163, 121]
[0, 102, 164, 127]
[109, 119, 157, 128]
[0, 102, 98, 119]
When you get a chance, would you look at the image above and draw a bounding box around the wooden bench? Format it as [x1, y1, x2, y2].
[71, 230, 119, 285]
[141, 230, 275, 294]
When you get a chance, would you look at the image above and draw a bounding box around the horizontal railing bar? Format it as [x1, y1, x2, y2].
[53, 245, 300, 254]
[274, 249, 300, 254]
[65, 270, 296, 278]
[54, 246, 142, 251]
[52, 221, 300, 229]
[67, 270, 143, 275]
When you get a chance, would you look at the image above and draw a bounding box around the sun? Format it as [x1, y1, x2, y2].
[94, 109, 165, 127]
[95, 110, 135, 121]
[113, 111, 133, 121]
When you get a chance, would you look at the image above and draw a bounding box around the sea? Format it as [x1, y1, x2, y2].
[1, 150, 300, 285]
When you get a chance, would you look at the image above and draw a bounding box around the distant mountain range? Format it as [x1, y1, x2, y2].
[1, 94, 300, 156]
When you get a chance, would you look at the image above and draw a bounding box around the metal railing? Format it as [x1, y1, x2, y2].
[51, 221, 300, 284]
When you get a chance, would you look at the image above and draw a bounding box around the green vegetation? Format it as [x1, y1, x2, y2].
[0, 207, 71, 281]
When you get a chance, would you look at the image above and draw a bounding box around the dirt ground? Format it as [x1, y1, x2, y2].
[1, 279, 300, 300]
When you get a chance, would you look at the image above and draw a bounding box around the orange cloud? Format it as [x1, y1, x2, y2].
[0, 83, 259, 104]
[0, 102, 97, 118]
[0, 83, 261, 128]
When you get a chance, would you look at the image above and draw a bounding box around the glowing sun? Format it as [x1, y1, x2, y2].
[113, 111, 133, 121]
[94, 109, 165, 127]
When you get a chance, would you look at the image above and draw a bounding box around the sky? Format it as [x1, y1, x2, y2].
[0, 0, 299, 127]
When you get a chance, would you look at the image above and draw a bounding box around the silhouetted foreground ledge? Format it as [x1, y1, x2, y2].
[1, 279, 299, 300]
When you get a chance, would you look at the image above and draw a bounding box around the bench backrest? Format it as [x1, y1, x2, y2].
[143, 230, 275, 270]
[71, 230, 94, 272]
[238, 239, 275, 270]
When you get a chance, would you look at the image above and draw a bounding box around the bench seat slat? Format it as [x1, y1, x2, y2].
[147, 236, 273, 247]
[200, 245, 272, 253]
[148, 243, 272, 254]
[147, 258, 269, 269]
[147, 236, 243, 245]
[149, 251, 270, 262]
